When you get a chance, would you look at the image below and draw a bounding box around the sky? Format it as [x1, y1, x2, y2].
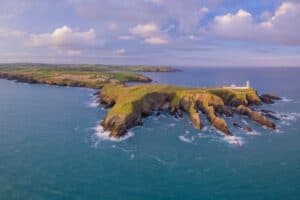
[0, 0, 300, 67]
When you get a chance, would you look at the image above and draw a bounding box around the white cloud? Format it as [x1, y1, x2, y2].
[210, 1, 300, 45]
[199, 7, 209, 13]
[129, 22, 169, 45]
[211, 9, 256, 40]
[144, 37, 168, 45]
[130, 23, 158, 38]
[27, 26, 96, 49]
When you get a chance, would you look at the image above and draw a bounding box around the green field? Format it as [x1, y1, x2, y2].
[0, 64, 177, 88]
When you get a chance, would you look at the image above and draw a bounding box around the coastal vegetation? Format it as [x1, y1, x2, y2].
[0, 64, 162, 88]
[100, 84, 277, 138]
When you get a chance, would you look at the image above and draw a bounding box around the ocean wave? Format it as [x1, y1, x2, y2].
[94, 125, 134, 142]
[202, 126, 208, 132]
[241, 119, 249, 125]
[244, 130, 261, 136]
[281, 97, 293, 103]
[197, 132, 219, 141]
[223, 136, 244, 146]
[274, 112, 299, 121]
[178, 135, 194, 143]
[280, 120, 291, 126]
[86, 96, 99, 108]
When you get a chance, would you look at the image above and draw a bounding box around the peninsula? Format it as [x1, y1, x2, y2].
[0, 64, 281, 139]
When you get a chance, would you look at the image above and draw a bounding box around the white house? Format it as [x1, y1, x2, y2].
[223, 81, 250, 90]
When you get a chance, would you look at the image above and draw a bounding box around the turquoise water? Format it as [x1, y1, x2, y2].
[0, 68, 300, 199]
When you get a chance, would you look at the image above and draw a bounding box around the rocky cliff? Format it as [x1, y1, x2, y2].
[100, 84, 276, 138]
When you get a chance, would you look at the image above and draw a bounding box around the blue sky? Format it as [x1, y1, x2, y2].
[0, 0, 299, 67]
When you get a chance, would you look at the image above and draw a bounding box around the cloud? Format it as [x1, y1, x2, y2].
[211, 9, 256, 40]
[130, 23, 158, 38]
[210, 1, 300, 45]
[129, 22, 169, 45]
[68, 0, 216, 39]
[144, 37, 168, 45]
[27, 26, 96, 49]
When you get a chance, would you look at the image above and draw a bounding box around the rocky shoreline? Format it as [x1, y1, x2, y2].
[99, 84, 281, 138]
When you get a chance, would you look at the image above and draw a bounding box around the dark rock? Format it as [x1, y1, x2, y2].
[216, 105, 234, 117]
[233, 123, 242, 128]
[260, 94, 282, 104]
[93, 91, 100, 96]
[263, 113, 280, 121]
[261, 109, 275, 114]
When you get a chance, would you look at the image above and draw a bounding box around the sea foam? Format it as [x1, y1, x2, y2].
[94, 125, 134, 142]
[281, 97, 293, 103]
[244, 130, 261, 136]
[274, 112, 299, 121]
[223, 136, 244, 146]
[178, 135, 194, 143]
[86, 96, 99, 108]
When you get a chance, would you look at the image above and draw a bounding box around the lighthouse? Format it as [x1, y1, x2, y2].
[246, 80, 250, 88]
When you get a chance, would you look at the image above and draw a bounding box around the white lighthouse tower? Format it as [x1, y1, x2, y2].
[246, 80, 250, 88]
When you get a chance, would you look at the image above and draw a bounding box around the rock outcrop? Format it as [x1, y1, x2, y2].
[260, 94, 282, 104]
[100, 83, 278, 138]
[236, 105, 276, 130]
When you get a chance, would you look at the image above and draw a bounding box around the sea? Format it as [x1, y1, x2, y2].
[0, 67, 299, 199]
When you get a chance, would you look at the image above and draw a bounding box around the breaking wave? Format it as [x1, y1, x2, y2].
[223, 136, 244, 146]
[281, 97, 293, 103]
[94, 125, 134, 142]
[178, 135, 194, 143]
[274, 112, 300, 122]
[244, 130, 261, 136]
[241, 119, 249, 125]
[86, 96, 99, 108]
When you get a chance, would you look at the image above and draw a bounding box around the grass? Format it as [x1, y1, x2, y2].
[100, 83, 262, 137]
[102, 83, 260, 119]
[0, 65, 155, 88]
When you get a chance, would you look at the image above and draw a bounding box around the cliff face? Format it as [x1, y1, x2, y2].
[100, 84, 275, 138]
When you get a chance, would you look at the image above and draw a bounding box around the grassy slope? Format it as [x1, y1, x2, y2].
[100, 84, 262, 137]
[102, 84, 260, 118]
[0, 65, 157, 88]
